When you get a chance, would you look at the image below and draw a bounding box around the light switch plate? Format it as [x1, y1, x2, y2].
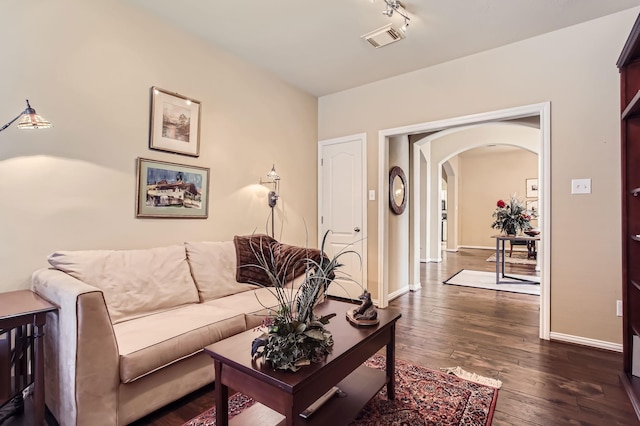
[571, 178, 591, 194]
[369, 190, 376, 201]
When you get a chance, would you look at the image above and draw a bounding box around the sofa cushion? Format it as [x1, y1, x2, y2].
[274, 243, 325, 283]
[184, 241, 258, 302]
[234, 235, 325, 287]
[233, 234, 277, 286]
[204, 275, 306, 328]
[114, 304, 246, 383]
[48, 245, 199, 324]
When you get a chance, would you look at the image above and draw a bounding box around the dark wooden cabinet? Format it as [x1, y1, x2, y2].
[619, 13, 640, 420]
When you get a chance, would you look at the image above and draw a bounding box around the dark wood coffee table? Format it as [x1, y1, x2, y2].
[204, 298, 401, 426]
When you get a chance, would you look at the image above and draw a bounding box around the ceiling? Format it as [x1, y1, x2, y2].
[129, 0, 640, 97]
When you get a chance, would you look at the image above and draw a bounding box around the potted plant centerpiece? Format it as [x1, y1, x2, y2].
[491, 195, 534, 236]
[247, 231, 359, 372]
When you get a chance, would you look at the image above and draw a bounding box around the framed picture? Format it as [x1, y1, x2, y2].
[149, 86, 201, 157]
[526, 178, 539, 198]
[136, 157, 209, 218]
[526, 200, 539, 216]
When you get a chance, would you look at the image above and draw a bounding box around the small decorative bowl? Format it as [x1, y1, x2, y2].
[524, 228, 540, 236]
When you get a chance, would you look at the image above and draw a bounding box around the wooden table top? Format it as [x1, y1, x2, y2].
[491, 234, 540, 241]
[204, 298, 402, 392]
[0, 290, 57, 320]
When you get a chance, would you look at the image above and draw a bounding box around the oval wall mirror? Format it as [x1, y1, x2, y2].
[389, 166, 407, 215]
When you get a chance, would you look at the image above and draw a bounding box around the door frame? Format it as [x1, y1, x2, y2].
[377, 102, 551, 340]
[318, 133, 368, 292]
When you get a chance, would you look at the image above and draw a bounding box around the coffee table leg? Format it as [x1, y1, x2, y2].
[386, 323, 396, 400]
[214, 360, 229, 426]
[284, 399, 295, 426]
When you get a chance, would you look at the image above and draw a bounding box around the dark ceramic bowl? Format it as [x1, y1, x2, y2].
[524, 228, 540, 236]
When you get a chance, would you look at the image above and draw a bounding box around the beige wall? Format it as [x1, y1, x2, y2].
[0, 0, 318, 292]
[319, 8, 640, 344]
[388, 136, 410, 295]
[420, 123, 540, 260]
[458, 148, 538, 248]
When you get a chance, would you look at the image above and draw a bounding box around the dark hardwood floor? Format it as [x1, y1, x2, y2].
[125, 248, 638, 425]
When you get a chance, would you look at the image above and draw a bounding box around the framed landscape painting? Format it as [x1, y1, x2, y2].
[136, 158, 209, 218]
[149, 86, 201, 157]
[526, 178, 538, 198]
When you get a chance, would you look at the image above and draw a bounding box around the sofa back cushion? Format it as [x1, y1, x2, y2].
[234, 234, 326, 287]
[233, 234, 278, 286]
[48, 245, 199, 324]
[184, 241, 258, 301]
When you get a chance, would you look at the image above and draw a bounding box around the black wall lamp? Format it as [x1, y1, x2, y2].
[0, 100, 52, 132]
[261, 164, 280, 237]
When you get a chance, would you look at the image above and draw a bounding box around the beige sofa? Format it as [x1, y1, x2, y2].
[31, 238, 305, 426]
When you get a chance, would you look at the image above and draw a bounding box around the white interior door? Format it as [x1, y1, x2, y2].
[318, 134, 366, 301]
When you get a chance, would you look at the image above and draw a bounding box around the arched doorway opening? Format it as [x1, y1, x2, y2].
[377, 102, 550, 339]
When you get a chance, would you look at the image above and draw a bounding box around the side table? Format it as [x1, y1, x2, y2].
[0, 290, 56, 425]
[491, 235, 540, 285]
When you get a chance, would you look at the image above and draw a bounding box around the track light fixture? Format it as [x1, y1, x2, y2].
[380, 0, 411, 32]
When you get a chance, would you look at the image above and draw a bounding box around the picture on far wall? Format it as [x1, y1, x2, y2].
[526, 199, 539, 217]
[136, 157, 209, 218]
[149, 86, 201, 157]
[526, 178, 539, 198]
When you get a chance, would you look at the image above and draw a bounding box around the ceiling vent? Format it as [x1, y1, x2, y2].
[362, 23, 405, 48]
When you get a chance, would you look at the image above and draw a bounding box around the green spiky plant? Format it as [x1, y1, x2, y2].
[248, 230, 360, 372]
[491, 194, 534, 235]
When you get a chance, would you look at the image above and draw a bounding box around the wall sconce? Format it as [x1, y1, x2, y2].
[0, 100, 52, 132]
[261, 164, 280, 237]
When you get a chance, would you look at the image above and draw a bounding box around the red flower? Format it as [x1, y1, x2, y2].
[496, 200, 506, 208]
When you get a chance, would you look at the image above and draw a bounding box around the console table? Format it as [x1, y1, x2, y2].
[492, 235, 540, 285]
[0, 290, 56, 425]
[204, 299, 401, 426]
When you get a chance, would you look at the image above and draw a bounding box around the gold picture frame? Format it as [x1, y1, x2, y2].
[149, 86, 201, 157]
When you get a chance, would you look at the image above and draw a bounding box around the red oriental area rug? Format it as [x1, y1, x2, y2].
[183, 354, 499, 426]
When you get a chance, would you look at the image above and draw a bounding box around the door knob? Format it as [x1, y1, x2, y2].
[354, 227, 361, 233]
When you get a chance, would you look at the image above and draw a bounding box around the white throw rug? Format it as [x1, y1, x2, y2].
[443, 269, 540, 296]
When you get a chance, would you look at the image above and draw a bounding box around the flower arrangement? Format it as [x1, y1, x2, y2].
[491, 195, 534, 235]
[249, 231, 359, 372]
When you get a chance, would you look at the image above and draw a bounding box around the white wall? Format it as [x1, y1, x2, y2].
[0, 0, 318, 292]
[444, 156, 459, 252]
[318, 8, 640, 344]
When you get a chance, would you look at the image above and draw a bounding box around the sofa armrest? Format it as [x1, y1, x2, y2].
[32, 268, 120, 426]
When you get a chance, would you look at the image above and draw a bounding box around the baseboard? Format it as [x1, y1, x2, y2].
[388, 285, 410, 301]
[549, 332, 622, 353]
[420, 258, 428, 263]
[445, 248, 459, 253]
[372, 284, 416, 306]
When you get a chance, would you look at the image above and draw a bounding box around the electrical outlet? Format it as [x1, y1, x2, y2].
[617, 300, 623, 317]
